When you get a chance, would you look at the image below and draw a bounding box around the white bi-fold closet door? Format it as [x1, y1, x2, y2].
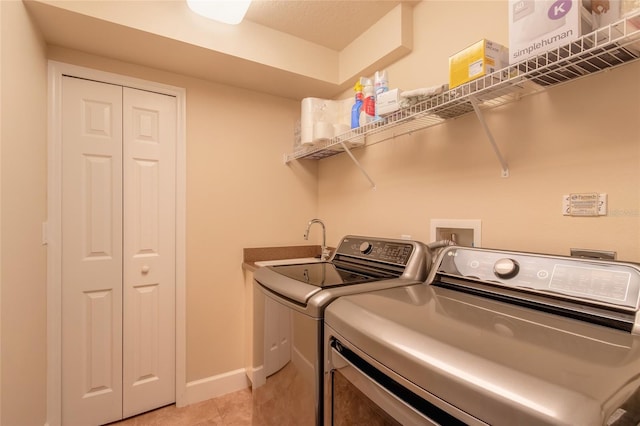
[61, 76, 176, 425]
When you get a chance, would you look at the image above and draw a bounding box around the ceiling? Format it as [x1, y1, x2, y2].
[25, 0, 418, 99]
[245, 1, 408, 51]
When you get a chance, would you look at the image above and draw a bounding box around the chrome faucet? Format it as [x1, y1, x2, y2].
[304, 218, 330, 261]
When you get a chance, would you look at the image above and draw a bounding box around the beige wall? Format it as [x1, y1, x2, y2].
[181, 73, 318, 380]
[319, 0, 640, 261]
[0, 1, 48, 425]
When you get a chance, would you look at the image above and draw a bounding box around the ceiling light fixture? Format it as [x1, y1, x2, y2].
[186, 0, 252, 25]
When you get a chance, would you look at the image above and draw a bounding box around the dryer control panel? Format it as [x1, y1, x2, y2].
[435, 247, 640, 312]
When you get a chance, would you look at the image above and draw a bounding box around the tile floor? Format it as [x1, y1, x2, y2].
[109, 388, 253, 426]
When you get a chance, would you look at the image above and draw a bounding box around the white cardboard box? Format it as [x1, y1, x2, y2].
[586, 0, 623, 29]
[509, 0, 585, 64]
[376, 88, 403, 116]
[509, 1, 635, 64]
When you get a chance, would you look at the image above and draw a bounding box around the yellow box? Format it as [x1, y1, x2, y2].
[449, 39, 508, 89]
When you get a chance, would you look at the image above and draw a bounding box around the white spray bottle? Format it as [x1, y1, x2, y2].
[374, 70, 388, 121]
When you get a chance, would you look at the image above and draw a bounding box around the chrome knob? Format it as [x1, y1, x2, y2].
[359, 242, 373, 255]
[494, 258, 519, 279]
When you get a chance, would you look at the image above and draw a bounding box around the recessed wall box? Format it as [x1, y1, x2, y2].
[430, 219, 482, 247]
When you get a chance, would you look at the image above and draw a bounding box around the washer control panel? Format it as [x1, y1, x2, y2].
[337, 236, 414, 266]
[436, 247, 640, 310]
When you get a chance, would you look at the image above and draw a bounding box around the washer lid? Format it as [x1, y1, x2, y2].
[255, 262, 378, 304]
[254, 264, 324, 304]
[254, 259, 398, 305]
[268, 262, 378, 288]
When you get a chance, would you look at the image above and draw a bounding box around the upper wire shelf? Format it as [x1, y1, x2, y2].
[285, 11, 640, 163]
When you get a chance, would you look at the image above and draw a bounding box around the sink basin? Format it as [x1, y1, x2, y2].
[254, 257, 323, 267]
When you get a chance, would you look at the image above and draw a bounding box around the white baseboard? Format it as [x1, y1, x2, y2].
[180, 368, 251, 407]
[249, 364, 266, 389]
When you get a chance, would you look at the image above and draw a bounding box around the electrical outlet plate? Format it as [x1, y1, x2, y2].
[430, 219, 481, 247]
[562, 193, 607, 216]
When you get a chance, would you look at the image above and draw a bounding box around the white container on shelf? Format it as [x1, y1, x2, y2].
[300, 97, 351, 146]
[376, 88, 403, 116]
[509, 0, 587, 64]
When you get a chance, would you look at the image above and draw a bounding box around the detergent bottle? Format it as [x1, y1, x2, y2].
[351, 81, 364, 129]
[361, 77, 375, 125]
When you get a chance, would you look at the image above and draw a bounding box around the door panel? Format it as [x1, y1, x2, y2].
[122, 87, 176, 417]
[131, 159, 159, 253]
[83, 154, 115, 258]
[83, 289, 116, 396]
[62, 77, 123, 426]
[130, 283, 161, 384]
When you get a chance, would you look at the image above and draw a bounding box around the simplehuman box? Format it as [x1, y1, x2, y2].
[509, 0, 581, 64]
[509, 0, 594, 64]
[448, 39, 509, 89]
[376, 88, 403, 116]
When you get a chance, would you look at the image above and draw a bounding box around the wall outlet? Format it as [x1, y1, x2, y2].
[430, 219, 481, 247]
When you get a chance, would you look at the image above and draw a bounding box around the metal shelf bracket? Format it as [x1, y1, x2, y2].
[339, 141, 377, 189]
[469, 96, 509, 178]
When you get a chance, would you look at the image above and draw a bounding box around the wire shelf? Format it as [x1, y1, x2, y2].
[285, 11, 640, 163]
